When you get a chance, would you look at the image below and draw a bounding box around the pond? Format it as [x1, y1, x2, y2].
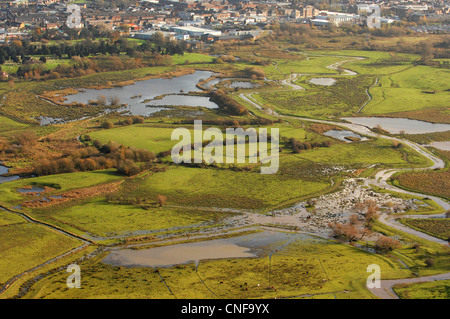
[0, 163, 20, 184]
[308, 78, 336, 86]
[102, 231, 319, 268]
[203, 78, 261, 89]
[428, 141, 450, 151]
[323, 129, 368, 142]
[17, 186, 46, 194]
[62, 70, 218, 117]
[341, 117, 450, 134]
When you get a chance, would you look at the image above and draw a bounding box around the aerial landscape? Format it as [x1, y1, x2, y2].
[0, 0, 449, 305]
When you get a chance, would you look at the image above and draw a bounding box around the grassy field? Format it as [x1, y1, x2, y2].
[309, 50, 417, 75]
[296, 138, 428, 168]
[399, 218, 450, 241]
[393, 279, 450, 299]
[256, 74, 376, 119]
[117, 165, 332, 210]
[371, 220, 450, 277]
[0, 115, 29, 136]
[88, 122, 314, 155]
[89, 124, 180, 155]
[172, 53, 214, 65]
[20, 233, 411, 299]
[391, 170, 450, 200]
[30, 196, 231, 239]
[0, 213, 81, 286]
[364, 66, 450, 121]
[0, 169, 123, 205]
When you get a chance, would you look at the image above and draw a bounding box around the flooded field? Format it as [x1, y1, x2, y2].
[323, 129, 368, 142]
[102, 231, 320, 268]
[309, 78, 337, 86]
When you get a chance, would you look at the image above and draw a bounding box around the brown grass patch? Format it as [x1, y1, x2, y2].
[393, 170, 450, 200]
[21, 180, 124, 208]
[309, 123, 341, 134]
[379, 108, 450, 124]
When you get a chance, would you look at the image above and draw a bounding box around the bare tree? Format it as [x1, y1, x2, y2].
[157, 194, 167, 207]
[108, 95, 121, 106]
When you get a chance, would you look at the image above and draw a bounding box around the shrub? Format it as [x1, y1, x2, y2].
[157, 194, 167, 207]
[424, 258, 435, 267]
[328, 222, 361, 242]
[375, 235, 401, 252]
[101, 121, 114, 129]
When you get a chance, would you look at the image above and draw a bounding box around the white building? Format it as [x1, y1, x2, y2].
[169, 26, 221, 37]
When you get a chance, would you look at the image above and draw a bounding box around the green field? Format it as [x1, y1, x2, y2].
[393, 279, 450, 299]
[117, 165, 332, 210]
[256, 74, 376, 119]
[21, 233, 411, 299]
[0, 215, 81, 286]
[364, 66, 450, 117]
[30, 197, 230, 239]
[0, 115, 29, 136]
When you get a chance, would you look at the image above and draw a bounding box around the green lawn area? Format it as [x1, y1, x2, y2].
[88, 122, 311, 155]
[362, 65, 450, 116]
[0, 208, 25, 226]
[172, 52, 214, 65]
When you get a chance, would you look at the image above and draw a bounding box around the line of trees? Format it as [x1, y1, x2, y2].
[15, 51, 172, 80]
[0, 35, 187, 64]
[209, 89, 249, 116]
[33, 140, 156, 177]
[285, 137, 331, 153]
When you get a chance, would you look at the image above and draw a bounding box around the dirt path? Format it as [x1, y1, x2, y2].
[367, 272, 450, 299]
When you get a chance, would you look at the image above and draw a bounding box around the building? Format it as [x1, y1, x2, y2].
[315, 11, 358, 26]
[133, 30, 175, 40]
[169, 26, 221, 37]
